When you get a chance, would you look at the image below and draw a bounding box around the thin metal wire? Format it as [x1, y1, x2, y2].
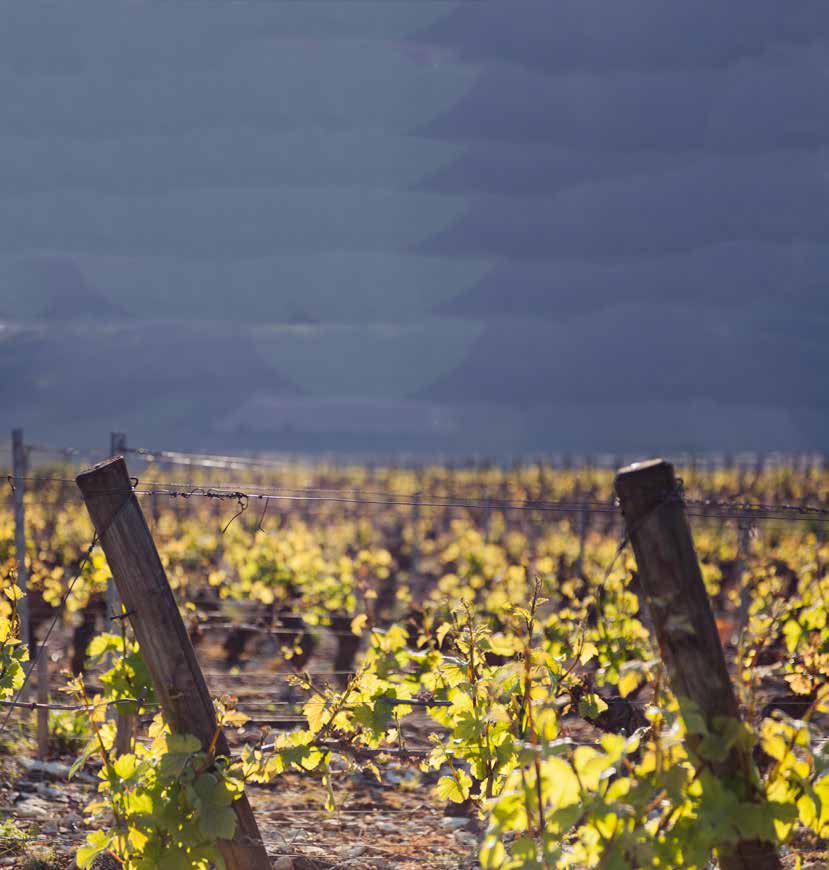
[198, 622, 366, 639]
[202, 670, 358, 679]
[0, 696, 154, 713]
[253, 809, 434, 816]
[125, 446, 292, 472]
[0, 533, 98, 736]
[8, 473, 829, 523]
[25, 444, 102, 457]
[253, 740, 433, 759]
[10, 474, 621, 513]
[8, 442, 829, 475]
[0, 488, 136, 736]
[685, 496, 829, 515]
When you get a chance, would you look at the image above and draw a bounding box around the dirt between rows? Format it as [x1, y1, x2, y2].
[1, 630, 825, 868]
[0, 750, 480, 869]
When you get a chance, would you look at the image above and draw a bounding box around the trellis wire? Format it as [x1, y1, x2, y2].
[0, 532, 99, 737]
[21, 440, 829, 472]
[0, 696, 153, 713]
[8, 474, 829, 524]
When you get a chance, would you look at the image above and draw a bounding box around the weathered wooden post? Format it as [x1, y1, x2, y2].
[11, 430, 29, 655]
[734, 518, 753, 642]
[37, 643, 49, 759]
[615, 459, 779, 870]
[77, 458, 271, 869]
[107, 432, 127, 619]
[12, 430, 50, 753]
[575, 504, 589, 578]
[411, 489, 421, 583]
[106, 432, 135, 757]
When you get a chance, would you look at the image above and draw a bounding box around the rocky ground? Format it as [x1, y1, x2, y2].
[0, 634, 824, 869]
[0, 749, 480, 869]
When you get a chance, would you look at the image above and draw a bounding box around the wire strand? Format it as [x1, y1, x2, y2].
[0, 535, 98, 736]
[10, 474, 829, 524]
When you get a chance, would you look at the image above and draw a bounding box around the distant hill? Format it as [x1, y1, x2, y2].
[0, 257, 126, 320]
[0, 321, 301, 447]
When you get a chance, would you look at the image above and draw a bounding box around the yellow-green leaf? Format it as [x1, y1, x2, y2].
[436, 769, 472, 803]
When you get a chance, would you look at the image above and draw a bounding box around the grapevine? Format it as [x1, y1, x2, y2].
[0, 459, 826, 868]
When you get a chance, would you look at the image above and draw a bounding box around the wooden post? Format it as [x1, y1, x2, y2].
[575, 504, 589, 578]
[13, 430, 51, 754]
[77, 458, 270, 869]
[734, 519, 753, 641]
[615, 459, 779, 870]
[107, 433, 135, 755]
[11, 430, 29, 655]
[37, 643, 49, 760]
[114, 705, 135, 757]
[411, 490, 421, 580]
[107, 432, 127, 619]
[150, 490, 160, 528]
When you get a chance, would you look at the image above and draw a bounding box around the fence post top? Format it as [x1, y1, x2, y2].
[615, 458, 675, 489]
[615, 457, 671, 478]
[615, 459, 677, 520]
[76, 456, 128, 484]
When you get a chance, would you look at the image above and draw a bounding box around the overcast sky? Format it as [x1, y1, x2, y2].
[1, 1, 827, 455]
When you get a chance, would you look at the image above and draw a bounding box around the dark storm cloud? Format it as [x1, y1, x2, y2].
[0, 187, 465, 257]
[1, 1, 828, 453]
[0, 59, 470, 138]
[0, 3, 444, 75]
[419, 152, 829, 260]
[418, 47, 829, 151]
[439, 241, 829, 319]
[0, 131, 459, 197]
[0, 252, 487, 324]
[414, 0, 829, 76]
[417, 144, 691, 198]
[419, 308, 829, 408]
